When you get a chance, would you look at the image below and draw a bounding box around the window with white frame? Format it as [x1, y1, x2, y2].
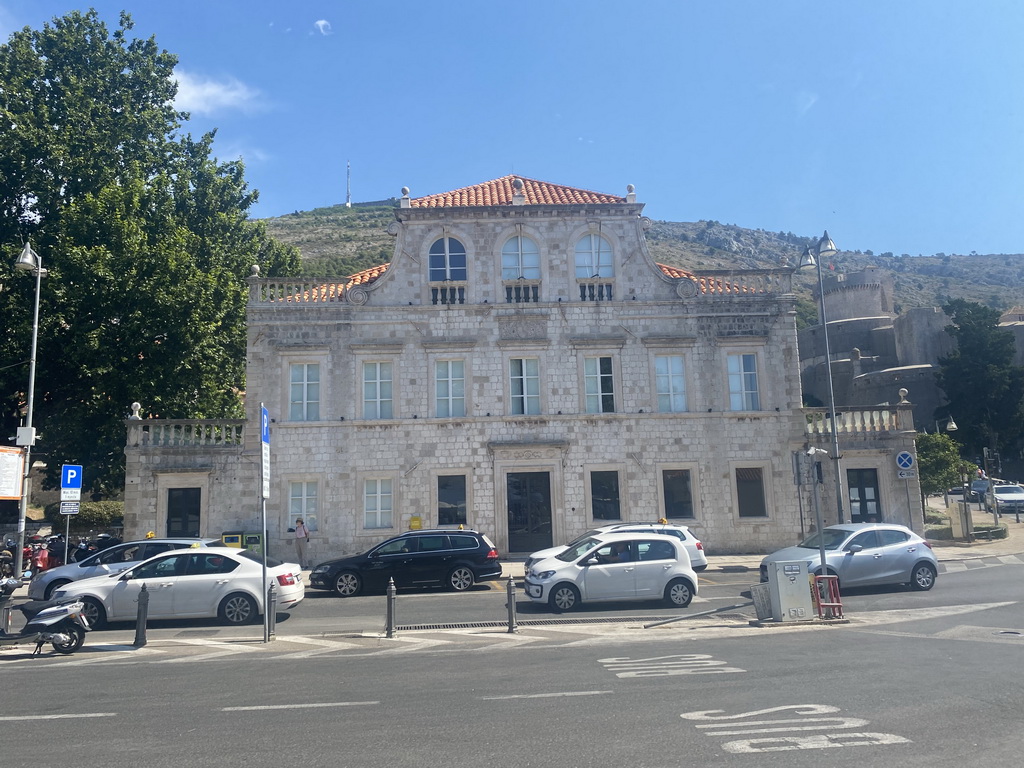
[509, 357, 540, 415]
[584, 356, 615, 413]
[655, 355, 687, 412]
[364, 478, 393, 529]
[289, 363, 320, 421]
[574, 234, 613, 278]
[435, 359, 466, 418]
[501, 236, 541, 280]
[363, 361, 393, 419]
[289, 481, 318, 531]
[727, 353, 760, 411]
[429, 237, 467, 281]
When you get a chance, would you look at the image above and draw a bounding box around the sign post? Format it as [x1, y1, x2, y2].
[895, 451, 916, 523]
[260, 405, 273, 642]
[60, 464, 83, 565]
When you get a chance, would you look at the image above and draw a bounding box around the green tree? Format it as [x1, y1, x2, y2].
[0, 11, 299, 495]
[916, 432, 971, 496]
[935, 300, 1024, 459]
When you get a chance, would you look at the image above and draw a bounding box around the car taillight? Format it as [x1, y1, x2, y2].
[695, 541, 704, 551]
[922, 541, 933, 550]
[485, 548, 499, 560]
[276, 573, 296, 586]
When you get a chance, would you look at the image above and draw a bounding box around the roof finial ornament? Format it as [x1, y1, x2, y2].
[400, 186, 411, 209]
[511, 177, 526, 206]
[625, 183, 636, 203]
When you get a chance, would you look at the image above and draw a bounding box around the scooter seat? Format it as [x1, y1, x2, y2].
[16, 597, 77, 619]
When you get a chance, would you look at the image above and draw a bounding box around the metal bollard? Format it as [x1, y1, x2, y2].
[134, 583, 149, 647]
[265, 582, 277, 642]
[506, 575, 518, 634]
[1, 598, 12, 634]
[385, 577, 396, 638]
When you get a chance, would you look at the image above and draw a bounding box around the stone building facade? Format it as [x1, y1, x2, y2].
[123, 177, 922, 561]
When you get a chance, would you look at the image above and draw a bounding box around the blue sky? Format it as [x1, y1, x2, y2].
[2, 1, 1022, 257]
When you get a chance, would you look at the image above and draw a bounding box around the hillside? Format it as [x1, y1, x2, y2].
[264, 203, 1024, 317]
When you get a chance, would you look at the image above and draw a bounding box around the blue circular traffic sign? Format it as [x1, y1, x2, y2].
[896, 451, 914, 469]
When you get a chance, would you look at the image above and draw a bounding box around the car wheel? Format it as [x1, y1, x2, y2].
[909, 562, 936, 591]
[44, 579, 71, 601]
[664, 578, 694, 607]
[51, 624, 85, 654]
[548, 583, 580, 612]
[80, 597, 107, 630]
[447, 566, 475, 592]
[333, 571, 362, 597]
[218, 593, 258, 625]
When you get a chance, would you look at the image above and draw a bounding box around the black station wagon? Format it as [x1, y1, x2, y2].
[309, 529, 503, 596]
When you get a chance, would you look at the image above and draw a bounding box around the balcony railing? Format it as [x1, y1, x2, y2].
[804, 406, 913, 437]
[126, 419, 247, 448]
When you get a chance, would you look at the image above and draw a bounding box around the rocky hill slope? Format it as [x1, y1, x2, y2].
[264, 202, 1024, 317]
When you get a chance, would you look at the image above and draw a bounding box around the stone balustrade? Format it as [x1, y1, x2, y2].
[126, 419, 247, 448]
[690, 269, 794, 296]
[804, 406, 913, 437]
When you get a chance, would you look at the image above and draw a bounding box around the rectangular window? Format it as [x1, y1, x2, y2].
[363, 361, 393, 419]
[289, 363, 320, 421]
[509, 358, 541, 415]
[437, 475, 467, 526]
[728, 353, 760, 411]
[585, 356, 615, 413]
[655, 355, 687, 413]
[364, 478, 393, 529]
[662, 469, 694, 519]
[591, 470, 621, 520]
[289, 481, 318, 531]
[736, 467, 767, 517]
[435, 360, 466, 418]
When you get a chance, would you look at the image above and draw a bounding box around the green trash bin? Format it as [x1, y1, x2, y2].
[241, 531, 264, 556]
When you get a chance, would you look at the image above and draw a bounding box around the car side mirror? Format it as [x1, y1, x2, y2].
[118, 571, 133, 581]
[584, 557, 600, 566]
[846, 544, 863, 553]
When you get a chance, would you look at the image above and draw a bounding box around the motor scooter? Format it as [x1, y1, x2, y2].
[0, 578, 91, 655]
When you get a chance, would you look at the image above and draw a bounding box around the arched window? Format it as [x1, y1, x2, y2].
[501, 236, 540, 280]
[574, 234, 613, 278]
[429, 237, 467, 281]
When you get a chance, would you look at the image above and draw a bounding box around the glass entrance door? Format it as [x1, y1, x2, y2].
[847, 469, 882, 523]
[166, 487, 201, 537]
[507, 472, 552, 553]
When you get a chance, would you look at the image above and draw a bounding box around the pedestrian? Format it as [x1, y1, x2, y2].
[294, 518, 310, 569]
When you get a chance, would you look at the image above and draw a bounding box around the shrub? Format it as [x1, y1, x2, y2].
[43, 501, 124, 531]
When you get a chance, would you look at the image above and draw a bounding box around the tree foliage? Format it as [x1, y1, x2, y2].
[0, 11, 299, 495]
[935, 300, 1024, 458]
[916, 432, 973, 497]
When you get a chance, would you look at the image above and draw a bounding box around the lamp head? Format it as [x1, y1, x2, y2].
[816, 230, 838, 259]
[946, 417, 958, 431]
[14, 242, 39, 271]
[798, 246, 817, 270]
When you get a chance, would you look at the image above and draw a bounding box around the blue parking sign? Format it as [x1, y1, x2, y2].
[61, 464, 83, 489]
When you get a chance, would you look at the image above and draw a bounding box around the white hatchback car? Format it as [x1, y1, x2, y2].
[525, 522, 708, 571]
[523, 532, 698, 611]
[54, 547, 304, 629]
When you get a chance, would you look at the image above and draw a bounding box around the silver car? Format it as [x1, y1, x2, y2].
[28, 537, 220, 600]
[525, 522, 708, 572]
[759, 523, 938, 591]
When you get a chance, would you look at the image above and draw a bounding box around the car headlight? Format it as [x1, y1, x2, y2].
[535, 570, 556, 581]
[311, 565, 329, 574]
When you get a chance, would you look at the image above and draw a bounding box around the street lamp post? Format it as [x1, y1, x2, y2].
[806, 447, 831, 577]
[12, 242, 45, 579]
[800, 231, 845, 524]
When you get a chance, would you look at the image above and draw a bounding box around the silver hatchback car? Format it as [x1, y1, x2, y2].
[759, 523, 938, 591]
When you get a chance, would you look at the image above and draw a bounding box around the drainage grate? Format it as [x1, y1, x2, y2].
[995, 630, 1023, 637]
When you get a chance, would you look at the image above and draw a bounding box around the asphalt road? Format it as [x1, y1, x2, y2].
[3, 560, 1023, 767]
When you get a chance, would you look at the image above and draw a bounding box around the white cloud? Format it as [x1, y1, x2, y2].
[797, 90, 818, 116]
[315, 19, 332, 35]
[174, 69, 262, 116]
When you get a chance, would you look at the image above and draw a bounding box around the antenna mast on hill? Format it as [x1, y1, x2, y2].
[346, 160, 351, 208]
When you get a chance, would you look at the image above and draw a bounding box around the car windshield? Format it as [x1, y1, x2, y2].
[995, 486, 1024, 496]
[797, 529, 850, 551]
[556, 537, 603, 562]
[563, 530, 604, 548]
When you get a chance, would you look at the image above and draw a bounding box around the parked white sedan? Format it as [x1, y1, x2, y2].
[524, 532, 698, 611]
[53, 547, 304, 629]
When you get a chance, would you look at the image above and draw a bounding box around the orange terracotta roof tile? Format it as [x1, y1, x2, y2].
[284, 263, 391, 303]
[410, 175, 627, 208]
